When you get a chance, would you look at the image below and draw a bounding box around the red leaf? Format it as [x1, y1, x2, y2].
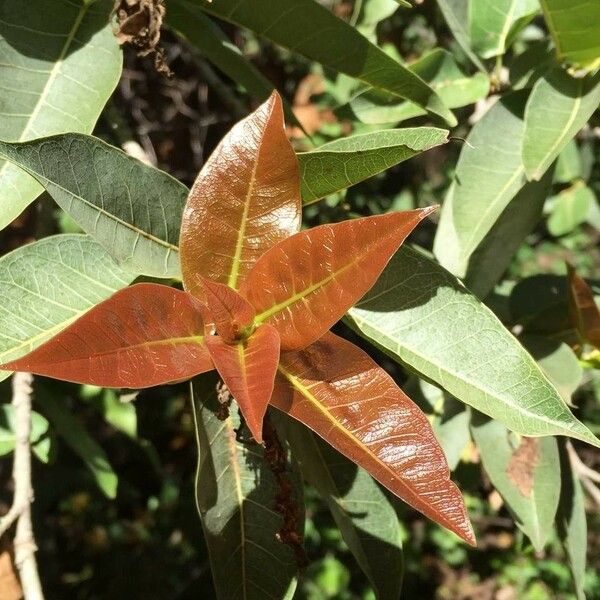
[1, 284, 213, 388]
[567, 263, 600, 349]
[200, 278, 256, 343]
[180, 91, 302, 299]
[241, 209, 435, 350]
[272, 332, 475, 545]
[206, 324, 280, 443]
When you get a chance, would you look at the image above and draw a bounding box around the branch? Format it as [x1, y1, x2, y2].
[0, 373, 44, 600]
[568, 441, 600, 509]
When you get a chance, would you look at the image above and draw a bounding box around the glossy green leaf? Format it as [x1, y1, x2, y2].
[471, 414, 561, 552]
[0, 235, 135, 384]
[436, 0, 486, 71]
[470, 0, 539, 58]
[195, 0, 456, 125]
[548, 183, 596, 236]
[435, 92, 529, 276]
[557, 442, 587, 600]
[37, 385, 118, 498]
[298, 128, 448, 203]
[347, 245, 600, 447]
[540, 0, 600, 71]
[0, 0, 122, 230]
[0, 405, 51, 463]
[0, 135, 188, 277]
[345, 50, 489, 125]
[191, 374, 302, 600]
[281, 417, 403, 600]
[523, 69, 600, 181]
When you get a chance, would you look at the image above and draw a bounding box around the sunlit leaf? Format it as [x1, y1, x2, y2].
[191, 373, 302, 600]
[298, 128, 448, 203]
[243, 209, 434, 350]
[206, 324, 280, 443]
[540, 0, 600, 71]
[0, 235, 135, 383]
[281, 416, 404, 600]
[347, 246, 600, 447]
[0, 0, 122, 230]
[471, 414, 560, 552]
[0, 405, 51, 463]
[273, 332, 475, 545]
[548, 183, 596, 237]
[0, 135, 187, 278]
[195, 0, 456, 125]
[1, 284, 213, 388]
[180, 92, 301, 297]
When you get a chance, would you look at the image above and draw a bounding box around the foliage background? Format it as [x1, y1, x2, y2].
[0, 0, 599, 598]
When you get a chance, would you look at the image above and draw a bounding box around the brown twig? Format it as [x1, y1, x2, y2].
[0, 373, 44, 599]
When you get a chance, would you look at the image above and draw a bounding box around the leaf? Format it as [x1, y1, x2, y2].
[509, 39, 555, 90]
[180, 92, 301, 297]
[273, 332, 475, 545]
[344, 50, 489, 125]
[298, 128, 448, 203]
[540, 0, 600, 71]
[462, 169, 553, 298]
[346, 245, 600, 447]
[471, 414, 561, 552]
[0, 405, 51, 463]
[280, 416, 404, 600]
[36, 385, 118, 498]
[557, 442, 587, 600]
[554, 140, 583, 184]
[470, 0, 538, 58]
[436, 92, 529, 275]
[0, 135, 188, 278]
[1, 284, 213, 388]
[548, 183, 596, 237]
[568, 263, 600, 349]
[201, 278, 256, 343]
[243, 208, 434, 351]
[206, 324, 280, 444]
[0, 234, 135, 383]
[523, 69, 600, 181]
[0, 0, 122, 230]
[435, 0, 486, 71]
[433, 397, 471, 471]
[196, 0, 456, 125]
[191, 373, 302, 600]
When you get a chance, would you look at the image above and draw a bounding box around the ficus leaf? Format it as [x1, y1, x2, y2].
[272, 332, 475, 545]
[242, 208, 435, 351]
[1, 284, 213, 388]
[0, 135, 188, 278]
[205, 324, 280, 444]
[180, 91, 301, 298]
[0, 0, 122, 231]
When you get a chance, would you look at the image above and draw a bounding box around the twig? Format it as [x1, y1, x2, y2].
[568, 441, 600, 509]
[0, 372, 44, 599]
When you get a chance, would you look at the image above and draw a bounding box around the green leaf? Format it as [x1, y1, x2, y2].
[298, 127, 448, 203]
[557, 441, 587, 600]
[433, 398, 471, 471]
[36, 385, 118, 499]
[548, 182, 596, 236]
[436, 0, 486, 71]
[509, 39, 555, 91]
[0, 135, 188, 278]
[540, 0, 600, 71]
[345, 49, 489, 125]
[195, 0, 456, 125]
[470, 0, 539, 58]
[554, 140, 583, 184]
[280, 416, 403, 600]
[98, 390, 137, 439]
[191, 374, 302, 600]
[355, 0, 400, 42]
[0, 405, 51, 463]
[346, 245, 600, 447]
[522, 335, 583, 404]
[435, 92, 529, 276]
[0, 0, 122, 230]
[461, 169, 553, 298]
[523, 69, 600, 181]
[0, 234, 135, 383]
[471, 414, 561, 552]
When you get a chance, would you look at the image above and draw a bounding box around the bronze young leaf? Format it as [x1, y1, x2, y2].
[2, 91, 475, 544]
